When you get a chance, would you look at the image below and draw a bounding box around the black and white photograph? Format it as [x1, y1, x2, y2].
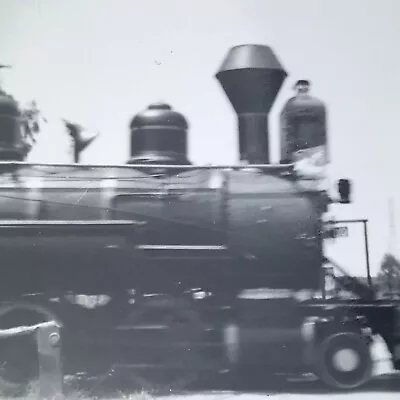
[0, 1, 399, 399]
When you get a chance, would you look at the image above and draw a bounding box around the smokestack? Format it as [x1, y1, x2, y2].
[216, 45, 287, 164]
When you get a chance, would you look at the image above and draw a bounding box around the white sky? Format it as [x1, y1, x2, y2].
[0, 0, 399, 276]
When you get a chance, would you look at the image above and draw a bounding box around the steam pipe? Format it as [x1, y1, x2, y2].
[0, 161, 294, 171]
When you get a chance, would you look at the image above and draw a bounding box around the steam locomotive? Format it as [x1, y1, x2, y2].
[0, 44, 399, 395]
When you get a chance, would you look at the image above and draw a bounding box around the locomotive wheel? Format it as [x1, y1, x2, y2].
[114, 295, 208, 394]
[0, 302, 61, 397]
[315, 331, 373, 390]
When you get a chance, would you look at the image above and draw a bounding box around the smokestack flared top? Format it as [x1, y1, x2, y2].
[217, 44, 286, 72]
[216, 44, 287, 114]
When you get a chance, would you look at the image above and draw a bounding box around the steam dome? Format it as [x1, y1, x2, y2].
[279, 79, 327, 164]
[128, 102, 190, 165]
[283, 80, 325, 115]
[0, 91, 19, 115]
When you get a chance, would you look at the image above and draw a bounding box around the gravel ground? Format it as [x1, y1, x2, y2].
[160, 391, 400, 400]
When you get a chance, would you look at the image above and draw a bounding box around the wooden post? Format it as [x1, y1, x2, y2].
[0, 320, 63, 399]
[36, 321, 63, 400]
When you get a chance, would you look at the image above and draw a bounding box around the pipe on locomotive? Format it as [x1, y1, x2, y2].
[216, 45, 287, 164]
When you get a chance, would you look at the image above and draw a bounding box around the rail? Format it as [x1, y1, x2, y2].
[0, 321, 63, 399]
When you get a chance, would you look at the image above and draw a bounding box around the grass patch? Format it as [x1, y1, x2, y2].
[0, 391, 153, 400]
[0, 380, 154, 400]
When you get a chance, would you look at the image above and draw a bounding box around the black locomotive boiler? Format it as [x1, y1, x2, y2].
[0, 44, 398, 395]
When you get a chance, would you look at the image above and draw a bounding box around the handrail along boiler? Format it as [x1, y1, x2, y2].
[0, 44, 398, 394]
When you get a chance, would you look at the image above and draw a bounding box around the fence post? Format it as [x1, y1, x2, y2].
[36, 321, 63, 399]
[0, 320, 63, 399]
